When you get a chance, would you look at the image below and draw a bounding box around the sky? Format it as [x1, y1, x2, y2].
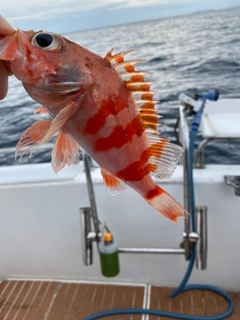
[1, 0, 240, 33]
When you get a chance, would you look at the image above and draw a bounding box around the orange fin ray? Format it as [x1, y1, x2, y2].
[135, 100, 159, 111]
[120, 71, 154, 82]
[113, 59, 146, 72]
[148, 136, 183, 180]
[15, 120, 52, 161]
[145, 186, 187, 223]
[105, 48, 134, 64]
[140, 108, 161, 115]
[126, 81, 156, 92]
[51, 130, 80, 173]
[34, 106, 49, 115]
[131, 91, 158, 100]
[101, 168, 126, 196]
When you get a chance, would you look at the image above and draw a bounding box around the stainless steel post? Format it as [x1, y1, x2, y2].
[118, 248, 185, 254]
[195, 206, 208, 270]
[80, 207, 93, 265]
[83, 152, 101, 241]
[179, 105, 191, 260]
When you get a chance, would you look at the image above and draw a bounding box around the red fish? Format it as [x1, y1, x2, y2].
[0, 29, 187, 222]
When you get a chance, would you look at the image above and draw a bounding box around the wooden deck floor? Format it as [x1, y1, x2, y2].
[1, 280, 240, 319]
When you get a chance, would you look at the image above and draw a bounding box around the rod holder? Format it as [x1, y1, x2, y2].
[195, 206, 208, 270]
[80, 152, 189, 274]
[224, 175, 240, 196]
[80, 207, 95, 265]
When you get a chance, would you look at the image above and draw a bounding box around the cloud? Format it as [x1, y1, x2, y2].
[2, 0, 235, 33]
[4, 0, 195, 21]
[5, 1, 122, 21]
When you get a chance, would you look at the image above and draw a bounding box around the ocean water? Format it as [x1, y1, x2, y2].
[0, 8, 240, 166]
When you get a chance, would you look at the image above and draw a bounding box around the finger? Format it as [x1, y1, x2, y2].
[0, 60, 9, 100]
[0, 15, 15, 35]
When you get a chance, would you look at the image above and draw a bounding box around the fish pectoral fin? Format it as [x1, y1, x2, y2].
[40, 101, 78, 144]
[15, 102, 80, 165]
[34, 106, 49, 116]
[15, 119, 52, 160]
[51, 129, 80, 173]
[0, 33, 18, 60]
[101, 168, 126, 196]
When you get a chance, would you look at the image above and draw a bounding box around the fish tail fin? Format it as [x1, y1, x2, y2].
[145, 185, 187, 223]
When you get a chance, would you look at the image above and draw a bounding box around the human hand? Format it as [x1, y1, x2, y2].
[0, 15, 15, 100]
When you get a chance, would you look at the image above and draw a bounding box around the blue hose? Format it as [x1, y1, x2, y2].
[84, 97, 234, 320]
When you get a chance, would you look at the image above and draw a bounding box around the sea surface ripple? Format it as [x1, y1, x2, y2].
[0, 8, 240, 166]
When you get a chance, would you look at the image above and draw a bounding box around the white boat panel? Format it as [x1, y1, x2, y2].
[0, 162, 83, 186]
[201, 99, 240, 138]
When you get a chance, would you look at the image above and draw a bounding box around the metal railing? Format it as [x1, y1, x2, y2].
[194, 137, 240, 168]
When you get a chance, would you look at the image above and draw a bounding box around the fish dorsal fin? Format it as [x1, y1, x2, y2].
[51, 129, 80, 173]
[101, 168, 126, 196]
[105, 48, 183, 180]
[105, 48, 159, 133]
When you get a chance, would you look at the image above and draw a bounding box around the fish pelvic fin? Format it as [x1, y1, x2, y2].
[51, 129, 80, 173]
[145, 185, 188, 223]
[40, 101, 78, 145]
[101, 168, 126, 196]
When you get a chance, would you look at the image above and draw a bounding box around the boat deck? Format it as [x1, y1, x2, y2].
[1, 280, 240, 319]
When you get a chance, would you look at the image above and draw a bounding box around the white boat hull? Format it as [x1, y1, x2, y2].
[0, 162, 240, 290]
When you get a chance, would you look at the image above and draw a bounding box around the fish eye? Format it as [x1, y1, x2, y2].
[31, 32, 60, 50]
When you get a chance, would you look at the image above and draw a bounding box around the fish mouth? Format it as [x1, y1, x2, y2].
[34, 82, 83, 95]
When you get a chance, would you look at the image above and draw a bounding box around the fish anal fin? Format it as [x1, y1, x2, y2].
[51, 130, 80, 173]
[15, 119, 52, 160]
[101, 168, 126, 196]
